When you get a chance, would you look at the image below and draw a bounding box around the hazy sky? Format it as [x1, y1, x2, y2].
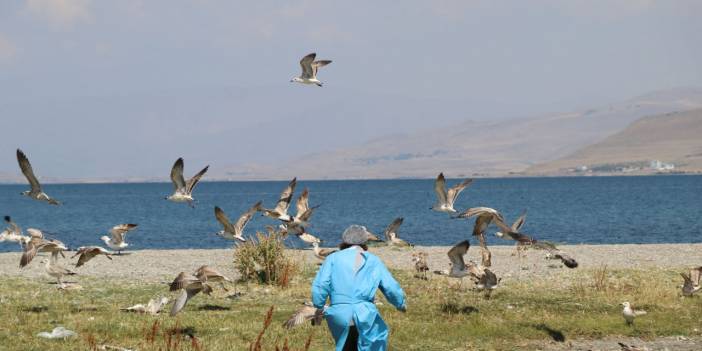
[0, 0, 701, 179]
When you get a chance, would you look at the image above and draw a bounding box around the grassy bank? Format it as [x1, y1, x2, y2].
[0, 265, 700, 350]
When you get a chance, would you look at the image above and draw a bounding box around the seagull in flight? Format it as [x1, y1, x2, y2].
[454, 207, 510, 267]
[20, 230, 68, 268]
[436, 240, 500, 292]
[169, 271, 214, 316]
[165, 157, 209, 207]
[100, 224, 138, 254]
[214, 201, 262, 242]
[312, 242, 337, 260]
[532, 241, 579, 268]
[262, 178, 297, 222]
[0, 216, 30, 247]
[72, 246, 113, 267]
[384, 217, 412, 247]
[431, 173, 472, 214]
[16, 149, 60, 205]
[290, 53, 332, 87]
[283, 302, 324, 329]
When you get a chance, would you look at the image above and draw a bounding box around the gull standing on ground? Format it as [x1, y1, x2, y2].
[411, 251, 429, 280]
[431, 173, 472, 214]
[214, 201, 262, 242]
[71, 246, 113, 267]
[680, 266, 702, 296]
[621, 302, 647, 326]
[20, 230, 68, 268]
[165, 158, 209, 207]
[290, 53, 332, 87]
[41, 258, 76, 288]
[262, 178, 297, 222]
[16, 149, 60, 205]
[0, 216, 29, 247]
[384, 217, 412, 247]
[100, 224, 138, 254]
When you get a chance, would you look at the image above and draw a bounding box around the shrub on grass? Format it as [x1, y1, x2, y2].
[234, 231, 299, 288]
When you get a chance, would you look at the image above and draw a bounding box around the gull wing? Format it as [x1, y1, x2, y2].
[19, 242, 39, 268]
[446, 178, 473, 206]
[299, 53, 316, 79]
[214, 206, 236, 233]
[274, 177, 297, 214]
[689, 266, 702, 286]
[27, 228, 44, 239]
[16, 149, 41, 193]
[297, 205, 319, 223]
[110, 224, 138, 243]
[73, 246, 110, 267]
[384, 217, 404, 241]
[185, 165, 209, 194]
[170, 158, 186, 191]
[295, 188, 309, 219]
[447, 240, 470, 271]
[284, 305, 321, 329]
[433, 173, 448, 205]
[170, 287, 199, 316]
[311, 60, 332, 78]
[233, 201, 263, 235]
[512, 210, 527, 232]
[472, 214, 493, 236]
[169, 272, 198, 292]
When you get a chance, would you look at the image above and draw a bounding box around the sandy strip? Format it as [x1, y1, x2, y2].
[1, 243, 701, 283]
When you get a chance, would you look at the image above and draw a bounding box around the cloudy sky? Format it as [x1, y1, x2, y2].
[0, 1, 700, 179]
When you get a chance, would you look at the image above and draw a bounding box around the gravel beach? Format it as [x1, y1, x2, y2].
[2, 243, 701, 283]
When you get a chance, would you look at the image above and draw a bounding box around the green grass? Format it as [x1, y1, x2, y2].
[0, 266, 700, 351]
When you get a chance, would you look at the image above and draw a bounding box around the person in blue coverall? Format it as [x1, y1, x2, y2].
[312, 225, 406, 351]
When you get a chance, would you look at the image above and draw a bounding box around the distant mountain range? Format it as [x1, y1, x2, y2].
[1, 87, 701, 183]
[526, 108, 702, 175]
[215, 87, 702, 180]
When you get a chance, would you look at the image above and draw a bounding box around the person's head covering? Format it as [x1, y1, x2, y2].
[342, 225, 373, 245]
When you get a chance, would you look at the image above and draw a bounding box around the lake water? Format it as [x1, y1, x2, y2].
[0, 175, 700, 252]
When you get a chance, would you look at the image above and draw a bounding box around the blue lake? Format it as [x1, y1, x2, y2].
[0, 175, 700, 252]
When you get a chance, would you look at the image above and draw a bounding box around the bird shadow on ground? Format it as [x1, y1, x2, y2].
[197, 304, 231, 311]
[21, 306, 48, 313]
[440, 303, 479, 315]
[533, 323, 566, 342]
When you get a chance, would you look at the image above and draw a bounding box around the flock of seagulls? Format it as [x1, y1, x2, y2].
[1, 50, 699, 346]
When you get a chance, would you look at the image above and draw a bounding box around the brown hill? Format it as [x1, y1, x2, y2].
[526, 108, 702, 175]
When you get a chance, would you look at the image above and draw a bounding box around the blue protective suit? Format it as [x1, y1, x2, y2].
[312, 247, 406, 351]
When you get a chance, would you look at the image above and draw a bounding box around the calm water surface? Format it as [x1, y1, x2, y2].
[0, 175, 700, 252]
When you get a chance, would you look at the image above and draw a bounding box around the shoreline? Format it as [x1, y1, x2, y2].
[0, 172, 699, 186]
[2, 243, 701, 283]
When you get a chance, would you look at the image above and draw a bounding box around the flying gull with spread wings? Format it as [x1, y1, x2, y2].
[214, 201, 262, 242]
[262, 178, 297, 222]
[16, 149, 60, 205]
[290, 53, 332, 87]
[100, 224, 138, 254]
[165, 158, 209, 207]
[431, 173, 472, 214]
